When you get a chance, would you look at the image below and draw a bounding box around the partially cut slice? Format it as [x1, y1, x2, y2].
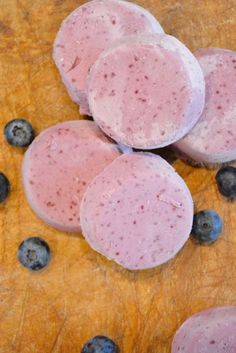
[80, 152, 193, 270]
[175, 48, 236, 165]
[22, 120, 121, 232]
[53, 0, 164, 115]
[172, 306, 236, 353]
[87, 33, 205, 148]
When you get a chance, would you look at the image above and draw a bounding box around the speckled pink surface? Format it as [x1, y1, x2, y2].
[172, 306, 236, 353]
[175, 48, 236, 164]
[22, 120, 120, 232]
[53, 0, 163, 115]
[87, 33, 205, 149]
[80, 152, 193, 270]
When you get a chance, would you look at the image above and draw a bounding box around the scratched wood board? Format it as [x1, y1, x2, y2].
[0, 0, 236, 352]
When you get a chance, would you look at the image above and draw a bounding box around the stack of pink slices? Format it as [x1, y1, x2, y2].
[22, 0, 236, 270]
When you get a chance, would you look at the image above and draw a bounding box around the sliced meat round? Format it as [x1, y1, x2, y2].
[172, 306, 236, 353]
[175, 48, 236, 164]
[53, 0, 164, 115]
[80, 152, 193, 270]
[87, 33, 205, 149]
[22, 120, 120, 232]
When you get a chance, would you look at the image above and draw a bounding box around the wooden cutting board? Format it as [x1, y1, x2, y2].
[0, 1, 236, 352]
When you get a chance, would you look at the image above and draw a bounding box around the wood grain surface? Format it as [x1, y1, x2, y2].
[0, 1, 236, 352]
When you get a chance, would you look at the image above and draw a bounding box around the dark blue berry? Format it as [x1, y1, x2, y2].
[216, 166, 236, 200]
[4, 118, 35, 147]
[81, 336, 119, 353]
[191, 210, 223, 244]
[0, 172, 10, 203]
[18, 237, 51, 271]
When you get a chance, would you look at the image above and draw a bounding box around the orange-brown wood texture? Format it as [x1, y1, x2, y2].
[0, 0, 236, 352]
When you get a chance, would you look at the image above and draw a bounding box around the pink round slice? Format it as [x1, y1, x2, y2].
[53, 0, 164, 115]
[175, 48, 236, 164]
[22, 120, 121, 232]
[87, 33, 205, 149]
[172, 306, 236, 353]
[80, 152, 193, 270]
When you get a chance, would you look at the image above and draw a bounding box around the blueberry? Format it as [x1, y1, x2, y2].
[0, 172, 10, 203]
[216, 166, 236, 200]
[81, 336, 119, 353]
[4, 118, 35, 147]
[191, 210, 223, 244]
[18, 237, 51, 271]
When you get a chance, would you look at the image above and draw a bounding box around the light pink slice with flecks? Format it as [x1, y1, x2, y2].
[172, 306, 236, 353]
[80, 152, 193, 270]
[53, 0, 164, 115]
[22, 120, 121, 232]
[87, 33, 205, 148]
[175, 48, 236, 164]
